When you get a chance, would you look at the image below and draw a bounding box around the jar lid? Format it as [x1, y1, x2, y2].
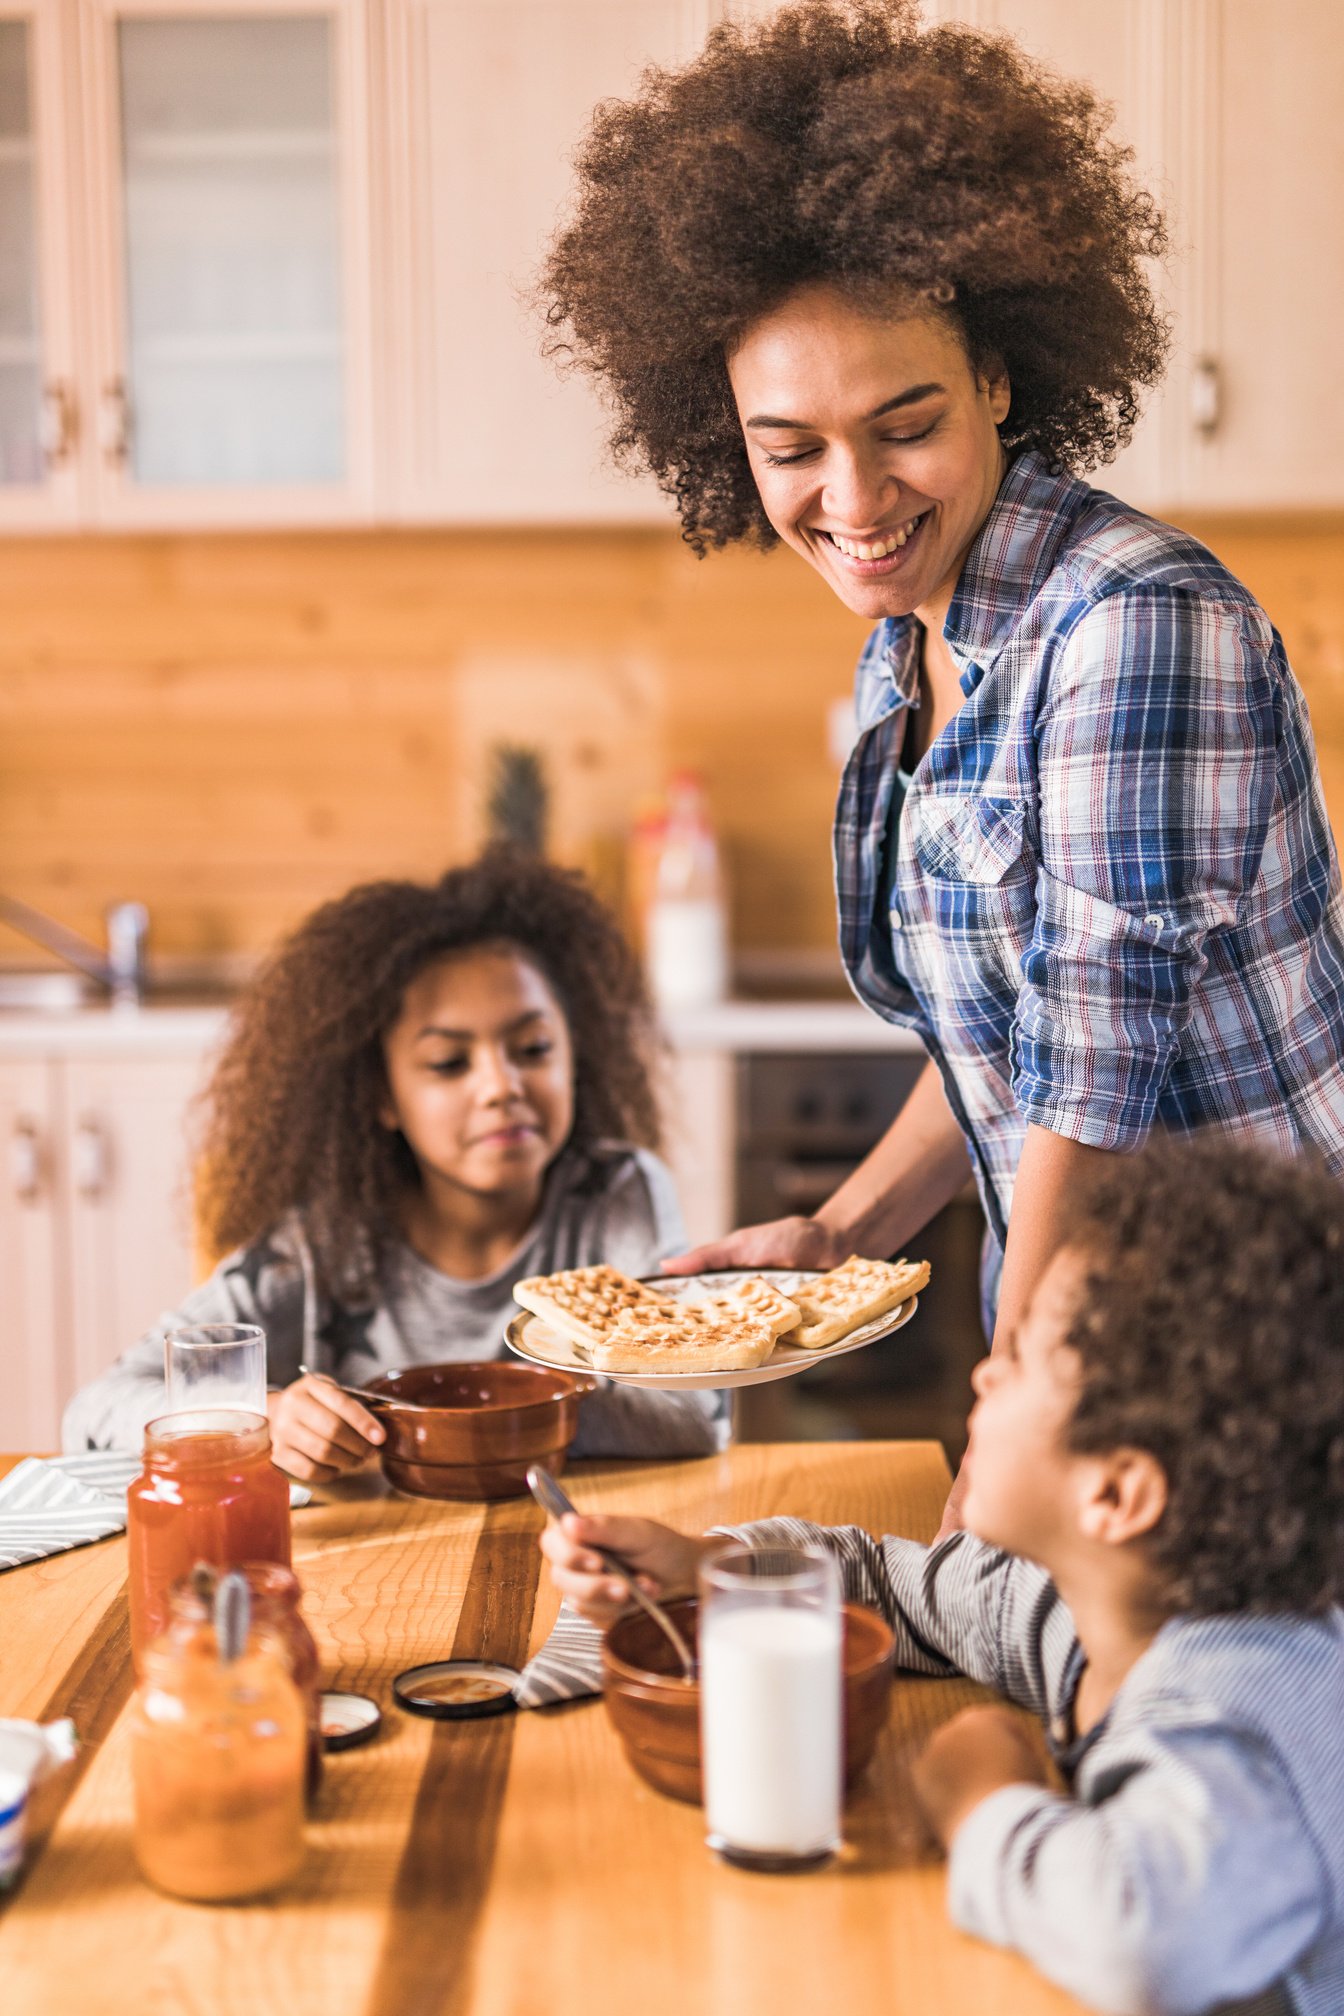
[319, 1691, 382, 1751]
[392, 1659, 520, 1720]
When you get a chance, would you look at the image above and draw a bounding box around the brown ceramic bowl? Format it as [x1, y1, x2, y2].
[602, 1597, 895, 1805]
[363, 1360, 596, 1500]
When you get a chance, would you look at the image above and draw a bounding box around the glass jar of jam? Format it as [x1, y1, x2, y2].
[127, 1411, 291, 1667]
[166, 1563, 323, 1799]
[131, 1605, 306, 1901]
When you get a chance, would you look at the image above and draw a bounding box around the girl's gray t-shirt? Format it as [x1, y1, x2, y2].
[61, 1143, 730, 1459]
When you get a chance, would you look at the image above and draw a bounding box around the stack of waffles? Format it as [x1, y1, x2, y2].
[512, 1254, 930, 1375]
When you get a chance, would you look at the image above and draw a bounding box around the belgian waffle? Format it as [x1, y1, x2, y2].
[782, 1255, 930, 1351]
[512, 1264, 679, 1350]
[587, 1304, 777, 1374]
[695, 1275, 801, 1338]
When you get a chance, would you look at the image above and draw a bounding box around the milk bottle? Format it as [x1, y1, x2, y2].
[699, 1543, 843, 1870]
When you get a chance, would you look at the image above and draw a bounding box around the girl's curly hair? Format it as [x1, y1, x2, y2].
[1065, 1137, 1344, 1617]
[540, 0, 1168, 553]
[198, 851, 662, 1300]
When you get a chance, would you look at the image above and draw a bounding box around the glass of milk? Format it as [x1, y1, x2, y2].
[698, 1541, 843, 1872]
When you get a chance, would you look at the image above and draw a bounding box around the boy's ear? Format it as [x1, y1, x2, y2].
[1076, 1448, 1168, 1547]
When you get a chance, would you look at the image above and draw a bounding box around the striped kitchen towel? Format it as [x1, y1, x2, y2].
[0, 1454, 135, 1571]
[0, 1452, 311, 1573]
[513, 1601, 606, 1707]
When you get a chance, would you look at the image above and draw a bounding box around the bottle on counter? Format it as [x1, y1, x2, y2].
[644, 772, 729, 1013]
[166, 1561, 323, 1801]
[127, 1410, 291, 1668]
[131, 1569, 306, 1902]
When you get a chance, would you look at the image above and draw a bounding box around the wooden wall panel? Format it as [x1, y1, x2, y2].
[0, 515, 1339, 969]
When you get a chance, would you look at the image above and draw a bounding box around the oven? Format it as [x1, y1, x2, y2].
[731, 1050, 987, 1458]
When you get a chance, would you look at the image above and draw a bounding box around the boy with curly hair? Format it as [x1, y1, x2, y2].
[543, 1136, 1344, 2015]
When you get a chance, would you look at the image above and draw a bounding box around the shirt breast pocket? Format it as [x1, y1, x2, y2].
[913, 794, 1030, 887]
[908, 794, 1035, 981]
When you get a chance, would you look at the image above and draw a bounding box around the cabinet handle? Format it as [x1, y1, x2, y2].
[98, 379, 131, 466]
[9, 1119, 43, 1204]
[73, 1117, 109, 1201]
[39, 380, 78, 467]
[1191, 357, 1221, 435]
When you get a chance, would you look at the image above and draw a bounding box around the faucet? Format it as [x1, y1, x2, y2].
[0, 895, 150, 1004]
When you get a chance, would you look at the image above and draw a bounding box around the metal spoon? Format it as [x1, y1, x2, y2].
[297, 1364, 425, 1412]
[526, 1463, 698, 1682]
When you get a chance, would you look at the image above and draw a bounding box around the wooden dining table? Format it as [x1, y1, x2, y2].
[0, 1440, 1085, 2015]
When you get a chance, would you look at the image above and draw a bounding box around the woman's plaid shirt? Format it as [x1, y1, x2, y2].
[836, 452, 1344, 1250]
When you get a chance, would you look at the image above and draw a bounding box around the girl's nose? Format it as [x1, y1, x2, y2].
[970, 1353, 995, 1399]
[475, 1045, 524, 1100]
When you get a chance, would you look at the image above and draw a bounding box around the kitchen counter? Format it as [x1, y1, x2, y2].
[663, 997, 921, 1053]
[0, 995, 921, 1057]
[0, 1000, 232, 1055]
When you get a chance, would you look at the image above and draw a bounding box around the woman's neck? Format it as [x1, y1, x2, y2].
[400, 1172, 546, 1283]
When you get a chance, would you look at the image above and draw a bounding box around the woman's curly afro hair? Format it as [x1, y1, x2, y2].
[540, 0, 1168, 552]
[1065, 1136, 1344, 1618]
[198, 850, 662, 1301]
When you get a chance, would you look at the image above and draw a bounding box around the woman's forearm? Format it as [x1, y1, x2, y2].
[990, 1124, 1113, 1352]
[815, 1058, 973, 1256]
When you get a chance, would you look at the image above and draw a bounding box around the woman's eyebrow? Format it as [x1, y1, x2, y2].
[414, 1010, 549, 1042]
[746, 381, 946, 429]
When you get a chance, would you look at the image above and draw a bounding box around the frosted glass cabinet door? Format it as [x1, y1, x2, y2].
[0, 6, 78, 524]
[84, 1, 373, 523]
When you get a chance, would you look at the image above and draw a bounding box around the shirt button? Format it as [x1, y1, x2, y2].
[890, 910, 903, 930]
[1143, 912, 1165, 932]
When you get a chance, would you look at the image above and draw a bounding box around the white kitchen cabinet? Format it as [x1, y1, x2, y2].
[78, 0, 375, 525]
[0, 1047, 203, 1449]
[978, 0, 1344, 509]
[1161, 0, 1344, 508]
[0, 2, 80, 527]
[374, 0, 721, 523]
[0, 0, 375, 530]
[738, 0, 1343, 513]
[0, 1058, 66, 1448]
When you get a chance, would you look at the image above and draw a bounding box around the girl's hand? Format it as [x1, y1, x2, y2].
[661, 1216, 851, 1277]
[911, 1705, 1051, 1850]
[266, 1374, 385, 1483]
[539, 1511, 708, 1629]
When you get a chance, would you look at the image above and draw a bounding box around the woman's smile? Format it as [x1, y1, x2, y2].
[816, 510, 932, 575]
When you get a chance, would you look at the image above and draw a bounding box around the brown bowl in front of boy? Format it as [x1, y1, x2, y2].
[602, 1597, 895, 1804]
[364, 1361, 596, 1500]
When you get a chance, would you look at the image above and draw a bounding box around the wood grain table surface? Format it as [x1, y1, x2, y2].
[0, 1442, 1084, 2016]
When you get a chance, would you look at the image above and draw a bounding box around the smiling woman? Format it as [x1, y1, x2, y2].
[541, 0, 1344, 1460]
[61, 851, 730, 1468]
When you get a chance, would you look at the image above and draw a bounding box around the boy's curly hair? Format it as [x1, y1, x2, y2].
[198, 851, 662, 1299]
[539, 0, 1167, 554]
[1065, 1138, 1344, 1616]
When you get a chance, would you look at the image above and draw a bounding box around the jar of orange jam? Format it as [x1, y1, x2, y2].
[127, 1412, 291, 1667]
[131, 1590, 306, 1902]
[166, 1563, 323, 1800]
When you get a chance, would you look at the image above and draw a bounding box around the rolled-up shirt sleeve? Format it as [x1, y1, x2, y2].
[1013, 588, 1281, 1149]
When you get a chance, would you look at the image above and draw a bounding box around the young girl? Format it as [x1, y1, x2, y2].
[63, 850, 728, 1472]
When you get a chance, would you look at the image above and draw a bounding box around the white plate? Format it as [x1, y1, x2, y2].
[503, 1268, 921, 1390]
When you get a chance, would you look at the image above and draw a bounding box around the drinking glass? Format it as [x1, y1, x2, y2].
[164, 1323, 267, 1420]
[698, 1540, 843, 1872]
